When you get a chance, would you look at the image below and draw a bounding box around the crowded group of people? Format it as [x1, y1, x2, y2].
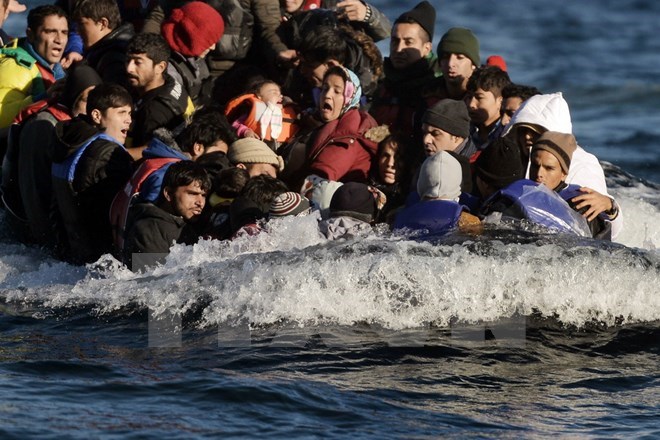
[0, 0, 622, 271]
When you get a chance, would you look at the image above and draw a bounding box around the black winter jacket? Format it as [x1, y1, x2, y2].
[51, 116, 134, 264]
[123, 202, 186, 271]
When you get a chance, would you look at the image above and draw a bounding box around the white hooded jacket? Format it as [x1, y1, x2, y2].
[505, 92, 622, 239]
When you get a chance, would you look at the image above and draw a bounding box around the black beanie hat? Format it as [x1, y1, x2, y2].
[61, 64, 103, 110]
[475, 136, 524, 189]
[329, 182, 378, 223]
[439, 27, 480, 67]
[422, 99, 471, 138]
[395, 1, 436, 41]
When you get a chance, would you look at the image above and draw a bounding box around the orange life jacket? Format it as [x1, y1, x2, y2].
[224, 93, 299, 143]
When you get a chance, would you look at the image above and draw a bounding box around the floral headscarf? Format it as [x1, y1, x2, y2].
[338, 66, 362, 116]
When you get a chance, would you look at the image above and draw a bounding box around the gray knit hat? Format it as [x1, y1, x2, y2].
[228, 138, 284, 172]
[422, 99, 471, 138]
[417, 151, 462, 201]
[439, 27, 480, 67]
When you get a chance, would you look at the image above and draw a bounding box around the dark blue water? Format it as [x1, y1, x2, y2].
[2, 1, 660, 438]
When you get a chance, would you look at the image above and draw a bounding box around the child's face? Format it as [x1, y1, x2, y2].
[258, 83, 282, 104]
[94, 105, 132, 144]
[465, 87, 503, 126]
[378, 141, 398, 184]
[319, 73, 345, 122]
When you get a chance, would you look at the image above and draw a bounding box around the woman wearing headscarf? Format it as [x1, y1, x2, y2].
[305, 65, 378, 183]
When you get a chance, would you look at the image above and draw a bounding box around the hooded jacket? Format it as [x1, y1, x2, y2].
[505, 92, 622, 238]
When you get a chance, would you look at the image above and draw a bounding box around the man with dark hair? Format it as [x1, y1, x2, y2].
[0, 4, 68, 128]
[500, 83, 542, 127]
[295, 19, 382, 104]
[465, 65, 512, 150]
[179, 110, 236, 161]
[370, 1, 440, 134]
[229, 174, 288, 237]
[73, 0, 135, 84]
[125, 32, 191, 157]
[123, 160, 211, 271]
[110, 111, 235, 254]
[51, 83, 134, 264]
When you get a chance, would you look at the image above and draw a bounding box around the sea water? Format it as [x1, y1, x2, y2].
[1, 1, 659, 438]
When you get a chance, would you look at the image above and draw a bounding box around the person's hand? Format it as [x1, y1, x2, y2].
[571, 187, 613, 221]
[8, 0, 27, 14]
[244, 129, 260, 139]
[61, 52, 83, 70]
[277, 49, 299, 68]
[336, 0, 367, 22]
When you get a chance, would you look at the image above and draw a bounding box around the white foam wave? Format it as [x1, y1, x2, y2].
[1, 175, 658, 330]
[1, 213, 658, 330]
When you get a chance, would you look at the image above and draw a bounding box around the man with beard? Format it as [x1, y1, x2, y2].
[123, 160, 211, 271]
[125, 32, 191, 159]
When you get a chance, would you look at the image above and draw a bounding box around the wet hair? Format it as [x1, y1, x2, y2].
[502, 83, 542, 102]
[323, 65, 349, 84]
[86, 83, 132, 114]
[299, 24, 383, 79]
[299, 25, 347, 65]
[127, 33, 171, 65]
[73, 0, 121, 30]
[161, 161, 212, 197]
[28, 5, 67, 31]
[240, 175, 289, 210]
[216, 167, 250, 198]
[178, 111, 237, 153]
[466, 65, 512, 98]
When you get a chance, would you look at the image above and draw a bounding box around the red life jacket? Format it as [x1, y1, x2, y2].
[224, 93, 299, 143]
[110, 157, 180, 252]
[13, 98, 70, 125]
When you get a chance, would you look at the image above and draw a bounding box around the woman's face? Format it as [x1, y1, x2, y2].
[319, 73, 345, 122]
[378, 141, 398, 185]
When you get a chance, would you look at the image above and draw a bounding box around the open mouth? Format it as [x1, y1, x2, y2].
[322, 102, 333, 111]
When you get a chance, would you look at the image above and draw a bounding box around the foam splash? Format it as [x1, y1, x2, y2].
[1, 170, 658, 330]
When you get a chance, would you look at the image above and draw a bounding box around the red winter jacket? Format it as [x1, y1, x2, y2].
[307, 109, 378, 183]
